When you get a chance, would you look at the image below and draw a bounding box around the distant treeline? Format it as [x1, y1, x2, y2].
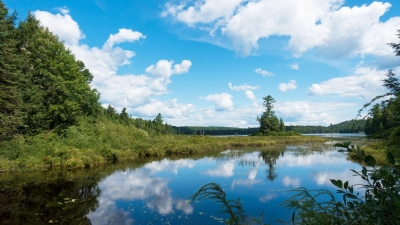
[172, 126, 259, 135]
[173, 120, 366, 135]
[286, 119, 366, 134]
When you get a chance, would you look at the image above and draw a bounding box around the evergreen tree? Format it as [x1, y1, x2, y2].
[279, 118, 285, 132]
[154, 113, 163, 135]
[120, 107, 129, 124]
[0, 2, 24, 140]
[358, 30, 400, 146]
[17, 14, 100, 133]
[257, 95, 281, 135]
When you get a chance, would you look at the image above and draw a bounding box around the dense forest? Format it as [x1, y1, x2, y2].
[286, 119, 366, 134]
[0, 2, 174, 141]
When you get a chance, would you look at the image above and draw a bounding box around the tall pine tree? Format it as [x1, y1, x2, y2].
[0, 1, 24, 140]
[17, 14, 100, 134]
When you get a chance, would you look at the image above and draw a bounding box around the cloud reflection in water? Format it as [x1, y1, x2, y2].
[87, 159, 195, 224]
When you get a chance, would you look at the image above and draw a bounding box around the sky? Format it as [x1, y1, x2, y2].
[4, 0, 400, 127]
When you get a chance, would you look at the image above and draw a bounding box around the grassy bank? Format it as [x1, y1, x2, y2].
[346, 140, 398, 165]
[0, 117, 325, 171]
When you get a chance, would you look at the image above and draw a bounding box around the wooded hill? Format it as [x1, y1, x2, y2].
[172, 119, 366, 135]
[286, 119, 366, 134]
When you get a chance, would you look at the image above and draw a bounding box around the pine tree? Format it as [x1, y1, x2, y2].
[0, 2, 24, 140]
[279, 118, 286, 132]
[257, 95, 282, 135]
[17, 14, 100, 133]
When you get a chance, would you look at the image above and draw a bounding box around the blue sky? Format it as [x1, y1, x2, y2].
[4, 0, 400, 127]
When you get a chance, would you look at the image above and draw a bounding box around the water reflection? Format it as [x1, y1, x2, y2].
[87, 159, 195, 225]
[0, 171, 102, 225]
[0, 144, 366, 225]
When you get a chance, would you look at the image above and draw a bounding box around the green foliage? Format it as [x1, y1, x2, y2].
[17, 14, 100, 134]
[189, 182, 269, 225]
[0, 2, 24, 141]
[286, 119, 366, 134]
[359, 31, 400, 148]
[279, 118, 286, 132]
[281, 146, 400, 225]
[256, 95, 286, 136]
[172, 126, 259, 135]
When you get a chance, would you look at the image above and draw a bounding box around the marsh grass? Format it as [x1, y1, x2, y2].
[0, 117, 326, 171]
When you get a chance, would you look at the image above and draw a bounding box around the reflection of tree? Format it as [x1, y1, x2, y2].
[0, 173, 101, 225]
[0, 159, 153, 225]
[259, 150, 281, 181]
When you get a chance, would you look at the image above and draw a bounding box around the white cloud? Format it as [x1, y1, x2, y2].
[206, 160, 235, 177]
[282, 176, 301, 188]
[103, 28, 145, 49]
[259, 192, 278, 203]
[131, 99, 195, 119]
[255, 68, 274, 76]
[308, 66, 391, 100]
[33, 9, 194, 117]
[275, 101, 357, 125]
[278, 80, 297, 92]
[33, 9, 85, 46]
[200, 93, 234, 111]
[162, 0, 244, 27]
[164, 0, 400, 57]
[245, 90, 256, 100]
[290, 64, 299, 70]
[87, 160, 195, 224]
[228, 82, 259, 91]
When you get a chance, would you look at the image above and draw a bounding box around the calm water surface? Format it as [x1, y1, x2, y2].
[0, 143, 366, 225]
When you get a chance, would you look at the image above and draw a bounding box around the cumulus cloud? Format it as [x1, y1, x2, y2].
[228, 82, 259, 91]
[290, 64, 299, 70]
[278, 80, 297, 92]
[33, 9, 85, 46]
[308, 66, 390, 100]
[163, 0, 400, 57]
[162, 0, 244, 30]
[200, 93, 233, 111]
[103, 28, 145, 49]
[245, 90, 256, 100]
[87, 160, 195, 224]
[33, 9, 194, 119]
[274, 101, 357, 125]
[255, 68, 274, 76]
[131, 99, 195, 119]
[282, 176, 301, 188]
[206, 160, 235, 177]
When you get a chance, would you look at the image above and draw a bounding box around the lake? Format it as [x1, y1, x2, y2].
[0, 140, 366, 225]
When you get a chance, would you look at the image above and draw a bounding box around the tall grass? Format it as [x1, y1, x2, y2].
[0, 117, 326, 171]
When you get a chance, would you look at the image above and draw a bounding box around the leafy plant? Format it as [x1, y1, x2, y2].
[281, 144, 400, 225]
[188, 182, 269, 225]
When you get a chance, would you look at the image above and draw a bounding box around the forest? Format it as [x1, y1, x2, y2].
[174, 119, 366, 136]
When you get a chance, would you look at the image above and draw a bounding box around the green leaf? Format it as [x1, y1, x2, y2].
[387, 152, 395, 165]
[330, 179, 343, 189]
[291, 211, 296, 225]
[344, 181, 349, 190]
[348, 186, 354, 194]
[344, 193, 358, 199]
[347, 201, 354, 210]
[364, 155, 376, 167]
[389, 193, 400, 209]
